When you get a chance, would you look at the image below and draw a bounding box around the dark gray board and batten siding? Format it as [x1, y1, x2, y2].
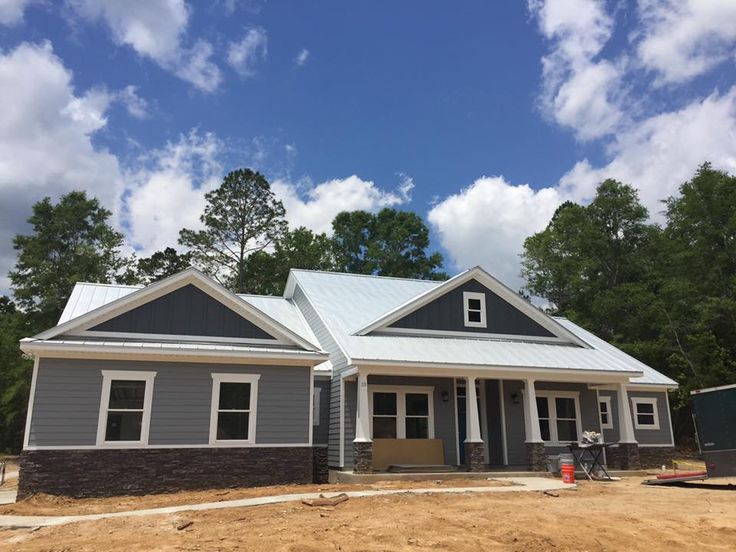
[91, 284, 277, 340]
[29, 358, 311, 447]
[388, 279, 555, 338]
[598, 389, 673, 445]
[313, 377, 331, 445]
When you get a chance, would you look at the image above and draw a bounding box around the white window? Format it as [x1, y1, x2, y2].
[631, 397, 660, 430]
[313, 387, 322, 426]
[535, 392, 581, 445]
[463, 291, 487, 328]
[369, 386, 435, 439]
[599, 396, 613, 430]
[96, 370, 156, 446]
[209, 373, 260, 444]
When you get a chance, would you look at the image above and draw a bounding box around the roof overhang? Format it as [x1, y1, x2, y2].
[20, 338, 328, 367]
[352, 266, 589, 348]
[33, 267, 322, 351]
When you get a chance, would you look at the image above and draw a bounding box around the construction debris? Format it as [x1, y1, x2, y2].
[302, 493, 349, 507]
[176, 521, 194, 531]
[543, 490, 559, 498]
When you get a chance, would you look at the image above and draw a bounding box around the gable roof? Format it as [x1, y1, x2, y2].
[354, 266, 588, 347]
[284, 269, 655, 379]
[35, 268, 322, 351]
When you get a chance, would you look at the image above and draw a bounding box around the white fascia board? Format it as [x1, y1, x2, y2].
[19, 339, 328, 366]
[32, 268, 321, 352]
[349, 359, 641, 382]
[353, 266, 589, 348]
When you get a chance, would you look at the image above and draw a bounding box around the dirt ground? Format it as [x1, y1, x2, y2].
[0, 478, 507, 516]
[2, 476, 735, 551]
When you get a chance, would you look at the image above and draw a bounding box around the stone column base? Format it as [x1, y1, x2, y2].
[526, 442, 546, 472]
[353, 441, 373, 473]
[637, 446, 675, 469]
[464, 442, 486, 472]
[608, 443, 640, 470]
[312, 446, 329, 484]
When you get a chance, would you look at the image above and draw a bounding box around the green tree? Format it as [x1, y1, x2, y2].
[242, 228, 337, 295]
[179, 169, 287, 293]
[332, 208, 447, 280]
[9, 191, 129, 329]
[123, 247, 193, 285]
[0, 297, 34, 452]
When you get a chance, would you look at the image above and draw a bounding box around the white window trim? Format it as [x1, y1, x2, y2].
[368, 385, 435, 439]
[313, 387, 322, 426]
[535, 391, 582, 446]
[209, 373, 260, 445]
[631, 397, 660, 430]
[599, 396, 613, 430]
[96, 370, 156, 447]
[463, 291, 487, 328]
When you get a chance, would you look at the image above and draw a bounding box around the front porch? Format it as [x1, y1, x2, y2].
[342, 369, 646, 474]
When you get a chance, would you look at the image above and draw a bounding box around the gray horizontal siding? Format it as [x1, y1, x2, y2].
[344, 380, 356, 469]
[92, 284, 276, 340]
[29, 358, 310, 447]
[599, 389, 673, 446]
[313, 377, 331, 445]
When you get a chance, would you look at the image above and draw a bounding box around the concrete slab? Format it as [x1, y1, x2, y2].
[0, 491, 17, 506]
[0, 477, 574, 529]
[329, 469, 541, 484]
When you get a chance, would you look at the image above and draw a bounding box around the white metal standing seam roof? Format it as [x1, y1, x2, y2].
[289, 270, 677, 384]
[56, 282, 323, 349]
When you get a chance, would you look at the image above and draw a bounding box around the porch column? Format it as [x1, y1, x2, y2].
[464, 376, 485, 472]
[522, 378, 545, 471]
[614, 382, 640, 470]
[353, 372, 373, 473]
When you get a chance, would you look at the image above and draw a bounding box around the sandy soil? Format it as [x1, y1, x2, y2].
[0, 478, 508, 516]
[2, 477, 735, 551]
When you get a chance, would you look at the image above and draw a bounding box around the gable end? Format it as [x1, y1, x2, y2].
[89, 284, 277, 340]
[388, 279, 555, 338]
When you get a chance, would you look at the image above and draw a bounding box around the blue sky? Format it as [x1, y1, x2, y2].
[1, 0, 735, 292]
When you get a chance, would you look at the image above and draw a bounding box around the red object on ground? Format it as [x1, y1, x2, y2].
[655, 471, 708, 480]
[562, 463, 576, 484]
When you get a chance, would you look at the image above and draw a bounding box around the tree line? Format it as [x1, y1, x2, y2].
[522, 163, 736, 443]
[1, 164, 734, 452]
[0, 169, 446, 452]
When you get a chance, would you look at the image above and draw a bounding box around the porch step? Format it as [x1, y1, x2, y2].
[387, 464, 458, 473]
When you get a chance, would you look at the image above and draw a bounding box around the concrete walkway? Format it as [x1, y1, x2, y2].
[0, 471, 18, 507]
[0, 477, 572, 529]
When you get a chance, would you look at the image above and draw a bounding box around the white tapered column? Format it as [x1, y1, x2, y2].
[616, 382, 637, 444]
[523, 378, 543, 442]
[354, 372, 371, 442]
[465, 376, 483, 443]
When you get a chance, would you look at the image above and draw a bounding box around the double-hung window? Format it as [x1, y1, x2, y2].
[536, 392, 581, 444]
[631, 397, 659, 430]
[370, 386, 434, 439]
[463, 291, 487, 328]
[96, 370, 156, 446]
[209, 373, 260, 444]
[599, 396, 613, 429]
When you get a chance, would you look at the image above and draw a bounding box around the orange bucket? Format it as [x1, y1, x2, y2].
[561, 463, 575, 484]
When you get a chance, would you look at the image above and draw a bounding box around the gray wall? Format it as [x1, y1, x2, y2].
[599, 389, 673, 445]
[389, 279, 554, 338]
[291, 286, 349, 467]
[484, 380, 505, 466]
[343, 376, 457, 469]
[92, 284, 276, 340]
[29, 358, 311, 447]
[502, 380, 527, 466]
[313, 377, 331, 445]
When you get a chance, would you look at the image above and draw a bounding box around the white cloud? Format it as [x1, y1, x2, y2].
[294, 48, 309, 66]
[560, 87, 736, 210]
[227, 27, 267, 78]
[116, 85, 148, 119]
[272, 175, 413, 235]
[636, 0, 736, 85]
[428, 177, 564, 290]
[123, 131, 223, 254]
[529, 0, 625, 140]
[0, 41, 123, 289]
[0, 0, 34, 25]
[68, 0, 222, 92]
